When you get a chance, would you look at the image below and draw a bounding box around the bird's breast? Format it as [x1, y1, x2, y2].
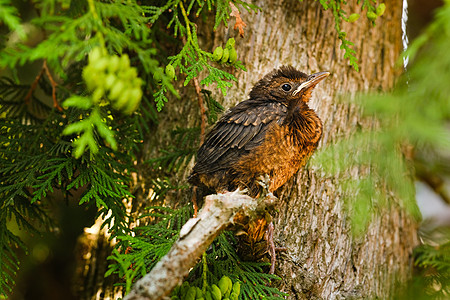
[234, 115, 322, 192]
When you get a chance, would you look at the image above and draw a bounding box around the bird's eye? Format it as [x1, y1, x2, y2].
[281, 83, 291, 92]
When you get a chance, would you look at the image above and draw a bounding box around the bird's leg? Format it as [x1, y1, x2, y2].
[256, 175, 280, 274]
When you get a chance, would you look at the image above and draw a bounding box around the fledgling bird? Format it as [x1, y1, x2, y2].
[188, 65, 329, 271]
[189, 65, 329, 197]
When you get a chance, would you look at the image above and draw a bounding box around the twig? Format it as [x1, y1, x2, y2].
[24, 60, 62, 111]
[123, 190, 259, 300]
[193, 77, 206, 145]
[24, 67, 45, 105]
[42, 60, 62, 111]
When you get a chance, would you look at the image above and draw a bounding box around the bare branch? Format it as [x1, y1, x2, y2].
[193, 77, 206, 145]
[24, 60, 62, 111]
[42, 60, 62, 111]
[124, 190, 258, 300]
[24, 66, 45, 105]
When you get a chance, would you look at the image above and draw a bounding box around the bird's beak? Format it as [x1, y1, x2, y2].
[292, 71, 330, 96]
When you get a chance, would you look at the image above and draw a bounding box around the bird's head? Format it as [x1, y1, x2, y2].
[249, 65, 329, 104]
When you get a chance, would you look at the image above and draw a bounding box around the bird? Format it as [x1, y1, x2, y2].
[188, 65, 329, 271]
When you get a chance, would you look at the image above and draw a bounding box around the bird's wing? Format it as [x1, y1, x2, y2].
[193, 100, 287, 174]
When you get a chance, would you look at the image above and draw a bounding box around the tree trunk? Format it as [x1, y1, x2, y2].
[74, 0, 419, 299]
[209, 0, 418, 299]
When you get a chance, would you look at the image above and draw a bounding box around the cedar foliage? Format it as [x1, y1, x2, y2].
[0, 0, 448, 299]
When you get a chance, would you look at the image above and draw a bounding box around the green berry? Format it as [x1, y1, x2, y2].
[367, 11, 377, 21]
[204, 291, 213, 300]
[92, 57, 109, 72]
[115, 90, 131, 110]
[122, 88, 142, 115]
[195, 287, 203, 299]
[218, 276, 230, 295]
[92, 88, 104, 103]
[121, 67, 138, 81]
[89, 47, 102, 63]
[108, 55, 120, 73]
[376, 3, 386, 16]
[228, 47, 237, 64]
[231, 282, 240, 296]
[185, 286, 197, 300]
[210, 284, 221, 300]
[212, 46, 224, 61]
[347, 13, 360, 23]
[165, 64, 176, 80]
[82, 67, 96, 90]
[104, 74, 117, 90]
[109, 80, 124, 101]
[220, 47, 229, 64]
[181, 282, 190, 297]
[225, 37, 235, 49]
[119, 54, 130, 70]
[153, 67, 164, 84]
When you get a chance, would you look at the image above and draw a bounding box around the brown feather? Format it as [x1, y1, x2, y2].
[188, 65, 328, 262]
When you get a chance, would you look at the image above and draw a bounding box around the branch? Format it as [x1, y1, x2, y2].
[42, 60, 62, 111]
[193, 77, 206, 145]
[24, 60, 62, 111]
[123, 190, 259, 300]
[24, 66, 44, 105]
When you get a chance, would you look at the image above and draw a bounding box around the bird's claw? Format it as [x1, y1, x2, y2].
[257, 174, 271, 190]
[257, 175, 277, 205]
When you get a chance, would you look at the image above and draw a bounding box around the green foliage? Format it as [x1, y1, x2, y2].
[107, 204, 285, 298]
[106, 205, 193, 293]
[173, 273, 241, 300]
[0, 0, 25, 40]
[309, 0, 387, 71]
[0, 109, 136, 296]
[414, 242, 450, 297]
[392, 240, 450, 299]
[146, 89, 223, 174]
[198, 232, 286, 299]
[0, 0, 256, 296]
[313, 129, 418, 235]
[0, 0, 410, 298]
[146, 0, 253, 110]
[0, 1, 164, 296]
[178, 232, 286, 299]
[0, 0, 160, 159]
[203, 89, 225, 124]
[0, 216, 25, 295]
[316, 0, 360, 71]
[147, 127, 200, 174]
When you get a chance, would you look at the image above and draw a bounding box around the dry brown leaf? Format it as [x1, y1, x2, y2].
[230, 2, 247, 37]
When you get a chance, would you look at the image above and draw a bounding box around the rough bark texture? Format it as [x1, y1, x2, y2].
[74, 0, 419, 299]
[207, 0, 419, 299]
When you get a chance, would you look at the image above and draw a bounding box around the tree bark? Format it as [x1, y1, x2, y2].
[208, 0, 418, 299]
[74, 1, 419, 299]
